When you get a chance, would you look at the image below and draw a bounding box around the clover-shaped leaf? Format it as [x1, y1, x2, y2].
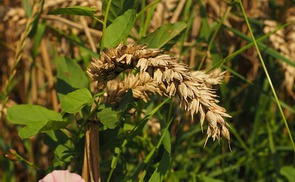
[7, 105, 67, 138]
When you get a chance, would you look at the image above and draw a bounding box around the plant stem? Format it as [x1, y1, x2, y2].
[198, 6, 232, 70]
[7, 149, 40, 171]
[238, 0, 295, 151]
[100, 0, 113, 49]
[136, 0, 161, 18]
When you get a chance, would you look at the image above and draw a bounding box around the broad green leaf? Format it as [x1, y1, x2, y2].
[102, 0, 135, 24]
[97, 104, 120, 129]
[41, 119, 70, 132]
[61, 88, 93, 113]
[280, 166, 295, 181]
[49, 6, 98, 17]
[6, 105, 66, 138]
[55, 57, 89, 99]
[103, 9, 136, 48]
[139, 22, 187, 48]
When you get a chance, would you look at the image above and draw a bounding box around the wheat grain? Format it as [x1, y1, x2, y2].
[105, 72, 163, 104]
[285, 7, 295, 98]
[264, 9, 295, 98]
[88, 43, 231, 146]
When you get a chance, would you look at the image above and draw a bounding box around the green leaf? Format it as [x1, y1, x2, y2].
[49, 6, 98, 17]
[199, 176, 224, 182]
[103, 9, 136, 48]
[149, 151, 170, 182]
[280, 166, 295, 181]
[23, 0, 32, 18]
[55, 57, 89, 99]
[44, 130, 74, 167]
[61, 88, 93, 113]
[147, 118, 173, 181]
[225, 26, 295, 68]
[6, 105, 66, 138]
[97, 104, 120, 129]
[133, 106, 172, 181]
[139, 22, 187, 48]
[129, 98, 170, 139]
[162, 128, 171, 154]
[198, 0, 211, 41]
[102, 0, 135, 24]
[32, 23, 46, 57]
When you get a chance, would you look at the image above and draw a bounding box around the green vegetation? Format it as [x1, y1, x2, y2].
[0, 0, 294, 181]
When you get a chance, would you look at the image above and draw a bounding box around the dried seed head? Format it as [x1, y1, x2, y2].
[264, 11, 295, 98]
[88, 43, 231, 147]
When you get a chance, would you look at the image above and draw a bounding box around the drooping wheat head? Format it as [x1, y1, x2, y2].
[87, 43, 231, 148]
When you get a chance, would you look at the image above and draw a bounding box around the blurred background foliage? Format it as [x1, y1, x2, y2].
[0, 0, 295, 181]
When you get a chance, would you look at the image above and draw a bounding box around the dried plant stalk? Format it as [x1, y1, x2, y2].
[3, 0, 102, 33]
[88, 43, 231, 147]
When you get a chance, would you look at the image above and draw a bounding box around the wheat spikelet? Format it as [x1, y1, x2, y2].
[43, 0, 100, 10]
[88, 43, 231, 146]
[263, 8, 295, 98]
[3, 7, 27, 26]
[1, 0, 44, 120]
[285, 8, 295, 98]
[3, 0, 102, 34]
[105, 72, 163, 104]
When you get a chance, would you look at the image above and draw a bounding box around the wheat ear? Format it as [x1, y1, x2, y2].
[88, 43, 231, 146]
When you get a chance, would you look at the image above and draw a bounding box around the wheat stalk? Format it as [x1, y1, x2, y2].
[88, 43, 231, 147]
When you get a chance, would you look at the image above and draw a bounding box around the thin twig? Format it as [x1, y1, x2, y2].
[40, 39, 59, 111]
[41, 15, 102, 37]
[170, 0, 186, 23]
[80, 16, 97, 53]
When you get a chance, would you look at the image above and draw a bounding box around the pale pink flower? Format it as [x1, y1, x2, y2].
[39, 170, 85, 182]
